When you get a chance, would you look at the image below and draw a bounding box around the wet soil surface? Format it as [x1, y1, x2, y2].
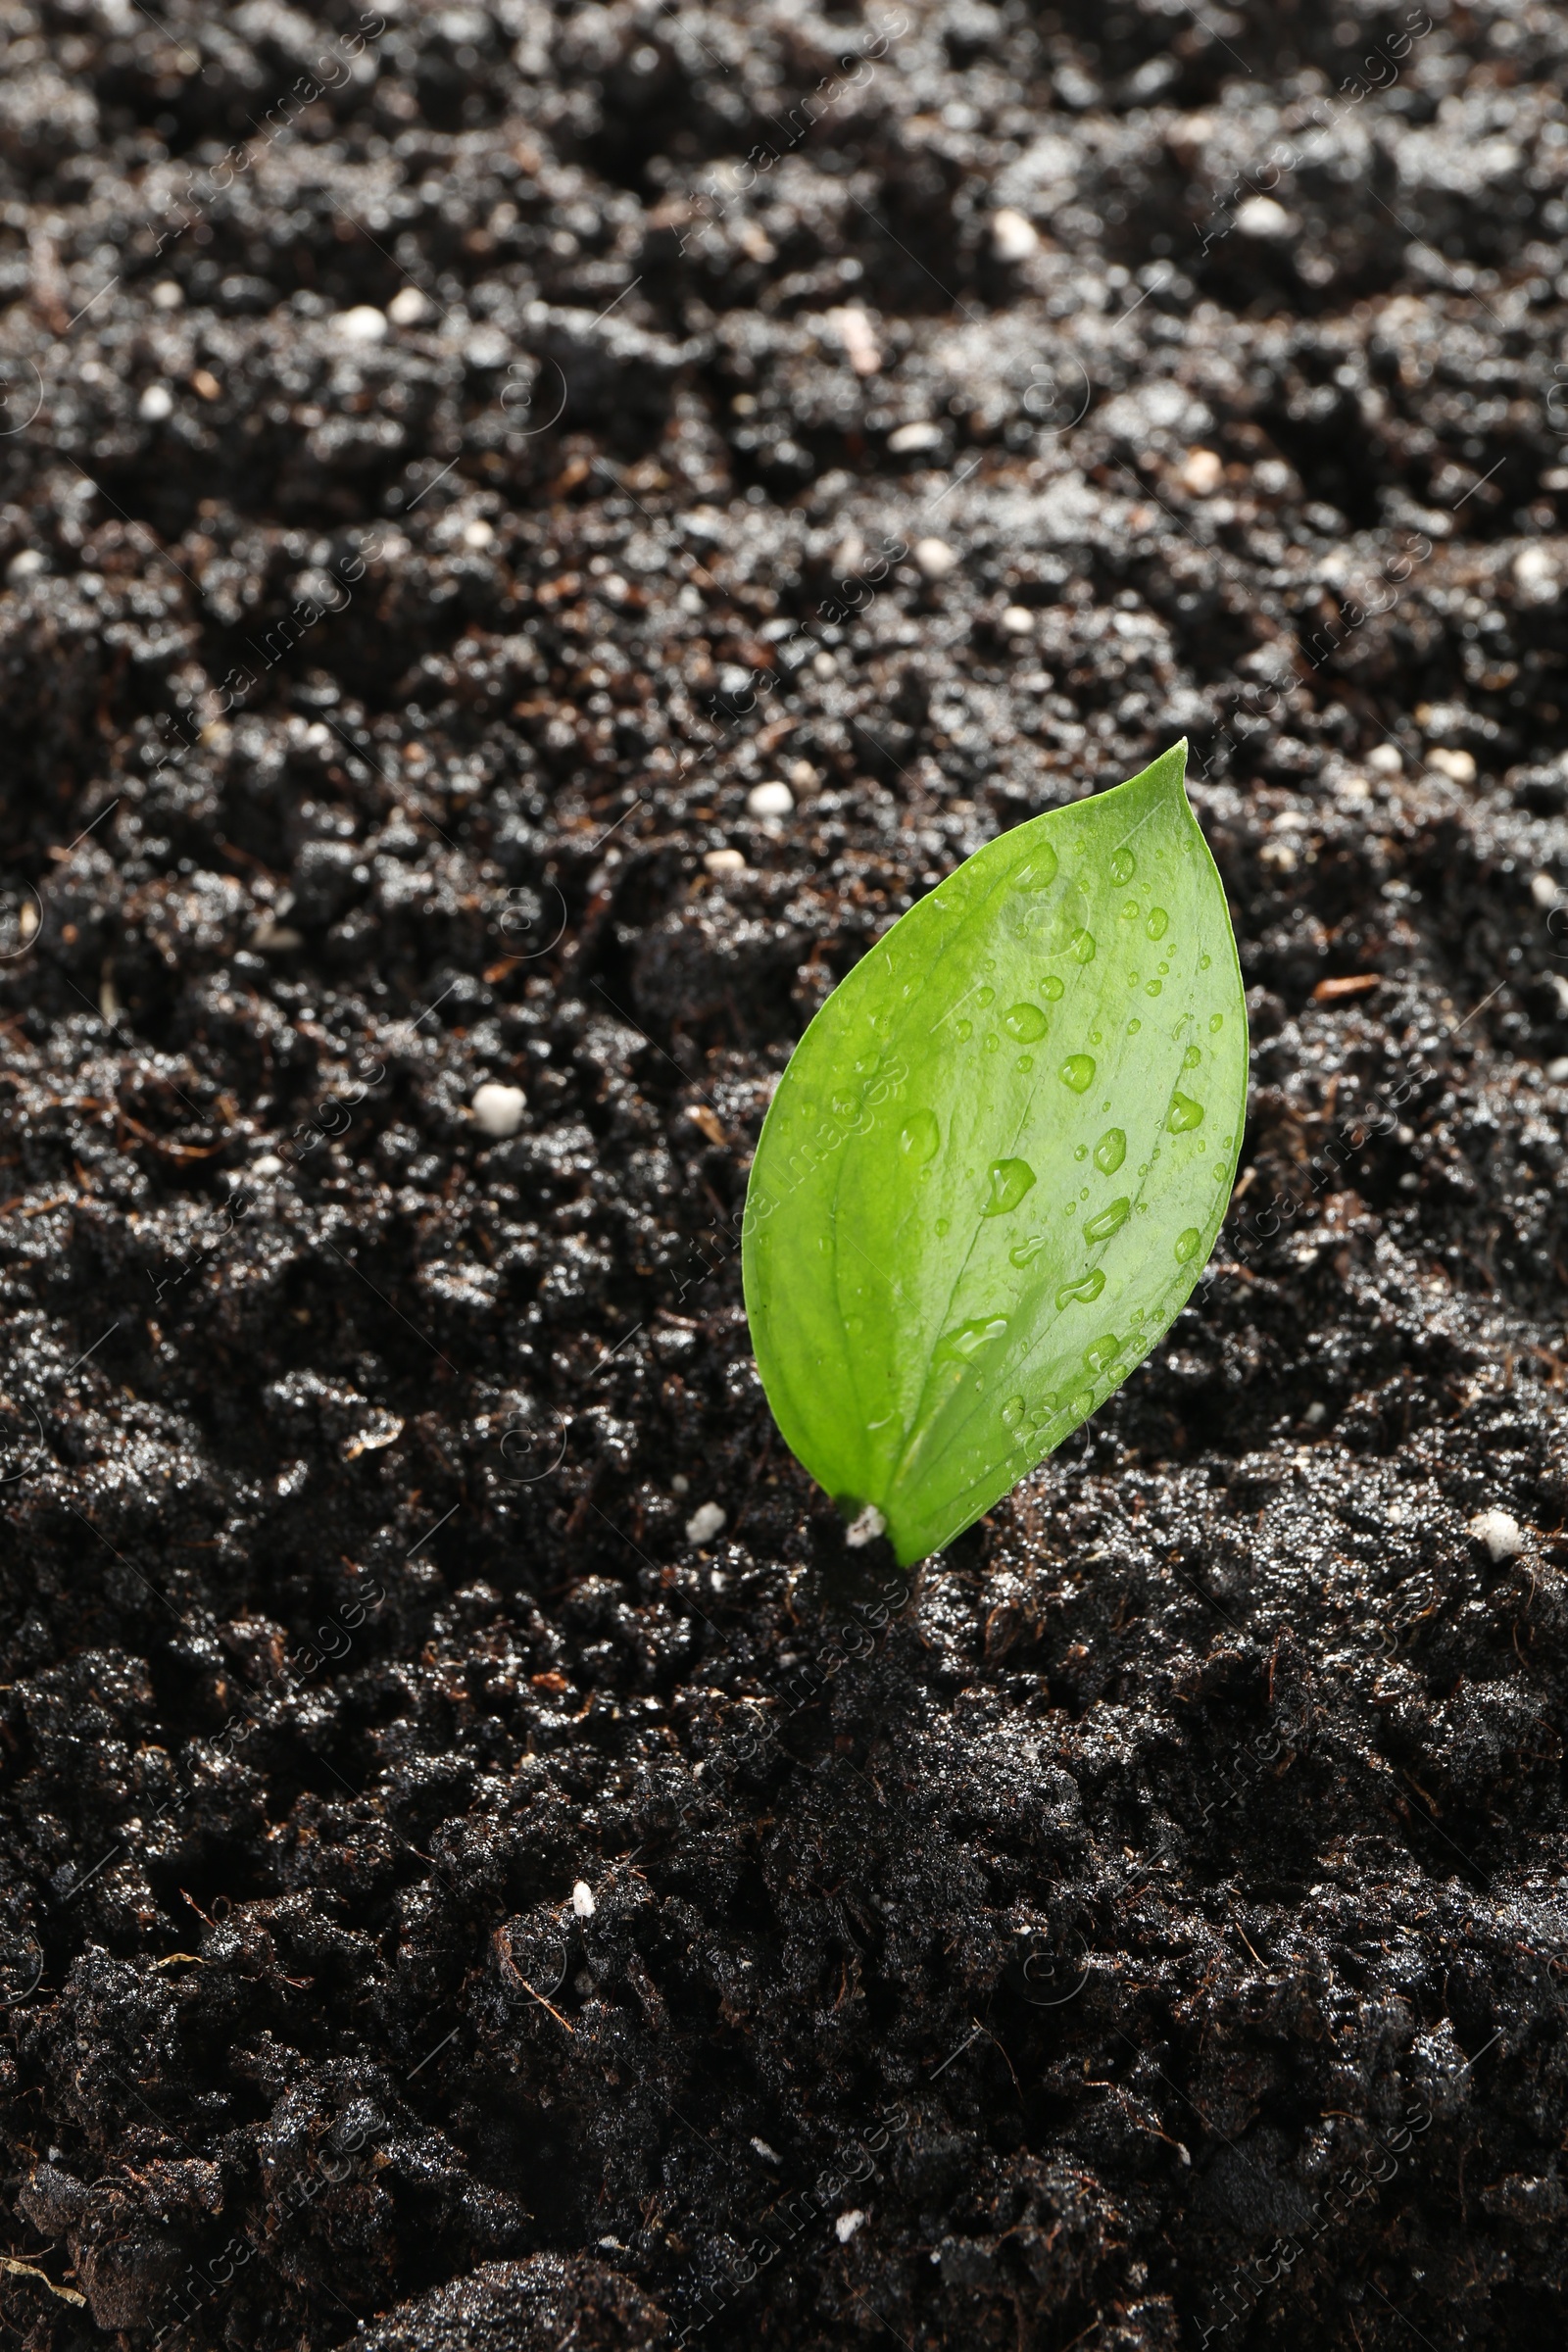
[2, 2, 1568, 2346]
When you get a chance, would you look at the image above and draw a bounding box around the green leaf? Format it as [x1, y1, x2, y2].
[741, 740, 1248, 1567]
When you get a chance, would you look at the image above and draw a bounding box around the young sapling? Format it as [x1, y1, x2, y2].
[741, 740, 1248, 1565]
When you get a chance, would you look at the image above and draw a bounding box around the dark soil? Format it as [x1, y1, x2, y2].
[3, 2, 1568, 2346]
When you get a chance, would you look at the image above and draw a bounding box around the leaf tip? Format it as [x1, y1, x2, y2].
[1111, 737, 1196, 827]
[1147, 735, 1190, 789]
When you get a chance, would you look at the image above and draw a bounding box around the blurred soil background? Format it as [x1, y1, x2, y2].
[2, 1, 1568, 2346]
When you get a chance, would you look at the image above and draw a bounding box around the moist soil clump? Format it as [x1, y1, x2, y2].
[2, 3, 1568, 2347]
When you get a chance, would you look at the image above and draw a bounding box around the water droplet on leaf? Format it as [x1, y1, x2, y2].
[977, 986, 995, 1006]
[1183, 1045, 1201, 1068]
[1094, 1128, 1126, 1172]
[1168, 1092, 1204, 1133]
[940, 1314, 1009, 1359]
[1003, 1002, 1048, 1043]
[1146, 906, 1169, 940]
[901, 1110, 940, 1163]
[1059, 1054, 1096, 1093]
[1174, 1227, 1201, 1262]
[1210, 1013, 1224, 1032]
[1083, 1334, 1124, 1372]
[1042, 974, 1064, 1001]
[1009, 1236, 1046, 1267]
[983, 1157, 1036, 1216]
[1110, 847, 1136, 884]
[1055, 1268, 1106, 1308]
[1071, 929, 1096, 964]
[956, 1018, 972, 1042]
[1014, 842, 1058, 891]
[1083, 1196, 1131, 1243]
